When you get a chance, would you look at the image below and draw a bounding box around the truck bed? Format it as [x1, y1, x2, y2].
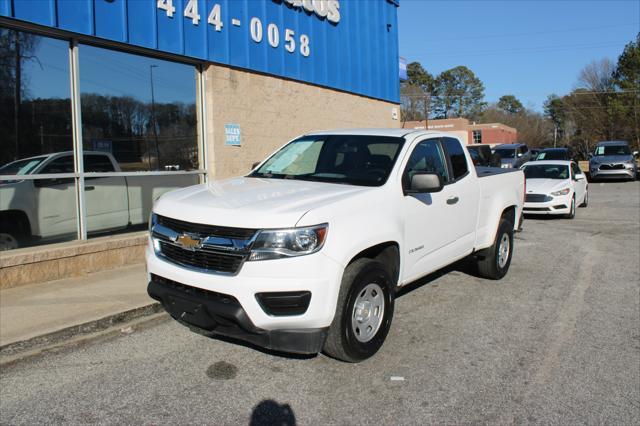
[475, 166, 521, 177]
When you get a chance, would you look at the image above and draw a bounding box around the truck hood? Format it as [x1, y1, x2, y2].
[153, 177, 370, 229]
[526, 178, 570, 194]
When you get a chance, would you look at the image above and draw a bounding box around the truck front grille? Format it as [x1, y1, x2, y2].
[157, 215, 257, 239]
[154, 215, 256, 274]
[159, 241, 245, 274]
[599, 164, 624, 170]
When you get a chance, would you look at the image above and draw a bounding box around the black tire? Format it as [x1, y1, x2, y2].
[323, 259, 395, 362]
[0, 231, 20, 251]
[579, 189, 588, 207]
[475, 218, 514, 280]
[565, 195, 576, 219]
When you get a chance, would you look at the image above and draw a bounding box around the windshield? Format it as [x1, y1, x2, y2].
[0, 157, 47, 175]
[536, 150, 567, 160]
[494, 148, 515, 159]
[249, 135, 405, 186]
[594, 145, 631, 156]
[523, 164, 569, 180]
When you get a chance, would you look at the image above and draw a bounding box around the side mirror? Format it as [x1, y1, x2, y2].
[633, 151, 639, 158]
[251, 161, 261, 170]
[406, 172, 443, 194]
[517, 152, 523, 158]
[588, 153, 593, 159]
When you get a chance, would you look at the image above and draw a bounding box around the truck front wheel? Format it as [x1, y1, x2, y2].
[323, 259, 395, 362]
[475, 218, 514, 280]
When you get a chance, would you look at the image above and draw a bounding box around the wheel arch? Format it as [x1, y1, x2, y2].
[347, 242, 400, 285]
[0, 210, 32, 236]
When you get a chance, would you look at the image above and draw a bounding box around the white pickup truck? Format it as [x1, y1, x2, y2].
[147, 129, 525, 362]
[0, 151, 195, 250]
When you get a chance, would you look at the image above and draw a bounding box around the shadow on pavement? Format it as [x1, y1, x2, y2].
[250, 400, 296, 426]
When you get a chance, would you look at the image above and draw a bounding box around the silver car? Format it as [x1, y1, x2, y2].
[589, 141, 638, 181]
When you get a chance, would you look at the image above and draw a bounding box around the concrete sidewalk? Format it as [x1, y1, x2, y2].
[0, 264, 154, 348]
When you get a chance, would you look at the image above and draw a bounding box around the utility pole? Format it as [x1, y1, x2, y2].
[149, 65, 160, 170]
[554, 125, 557, 148]
[423, 93, 430, 130]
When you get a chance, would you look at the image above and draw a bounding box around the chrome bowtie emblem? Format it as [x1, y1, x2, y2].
[176, 234, 202, 251]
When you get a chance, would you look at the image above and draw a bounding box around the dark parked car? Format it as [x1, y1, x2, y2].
[530, 148, 541, 159]
[535, 147, 573, 161]
[493, 143, 531, 169]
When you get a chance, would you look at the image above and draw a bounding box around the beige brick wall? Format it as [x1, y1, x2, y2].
[204, 64, 400, 180]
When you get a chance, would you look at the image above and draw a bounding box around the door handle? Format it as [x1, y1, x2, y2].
[85, 186, 95, 191]
[446, 196, 459, 205]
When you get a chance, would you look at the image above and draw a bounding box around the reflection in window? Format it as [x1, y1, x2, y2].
[0, 178, 77, 250]
[78, 45, 199, 172]
[0, 28, 72, 170]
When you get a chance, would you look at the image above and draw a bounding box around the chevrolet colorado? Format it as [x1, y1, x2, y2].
[147, 129, 525, 362]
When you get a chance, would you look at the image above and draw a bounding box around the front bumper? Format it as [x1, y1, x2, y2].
[148, 275, 328, 354]
[590, 166, 636, 180]
[146, 240, 344, 352]
[523, 194, 572, 215]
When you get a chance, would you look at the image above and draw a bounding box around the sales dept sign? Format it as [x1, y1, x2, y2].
[157, 0, 341, 59]
[224, 124, 241, 146]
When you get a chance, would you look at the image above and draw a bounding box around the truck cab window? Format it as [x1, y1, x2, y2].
[39, 155, 75, 174]
[442, 138, 468, 180]
[84, 154, 116, 173]
[403, 139, 449, 188]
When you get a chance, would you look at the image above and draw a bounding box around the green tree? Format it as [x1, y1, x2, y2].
[497, 95, 524, 114]
[613, 33, 640, 151]
[432, 66, 485, 119]
[406, 61, 434, 93]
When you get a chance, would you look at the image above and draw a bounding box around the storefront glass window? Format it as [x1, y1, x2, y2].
[0, 28, 204, 251]
[78, 45, 199, 172]
[78, 45, 201, 238]
[0, 29, 76, 250]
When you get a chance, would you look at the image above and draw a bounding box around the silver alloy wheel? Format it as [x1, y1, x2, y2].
[0, 233, 18, 251]
[497, 233, 510, 269]
[351, 283, 385, 343]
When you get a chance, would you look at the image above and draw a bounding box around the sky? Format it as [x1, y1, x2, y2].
[397, 0, 639, 111]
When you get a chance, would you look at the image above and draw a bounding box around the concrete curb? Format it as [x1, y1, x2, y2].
[0, 303, 166, 365]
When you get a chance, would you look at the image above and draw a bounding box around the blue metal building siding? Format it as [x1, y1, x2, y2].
[0, 0, 400, 103]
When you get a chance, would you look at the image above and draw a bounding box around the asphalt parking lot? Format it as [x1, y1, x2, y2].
[1, 180, 639, 425]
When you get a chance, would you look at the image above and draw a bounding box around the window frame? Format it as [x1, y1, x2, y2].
[441, 137, 470, 184]
[401, 137, 450, 191]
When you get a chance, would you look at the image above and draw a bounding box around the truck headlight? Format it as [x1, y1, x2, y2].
[248, 224, 328, 261]
[551, 188, 570, 196]
[149, 213, 158, 232]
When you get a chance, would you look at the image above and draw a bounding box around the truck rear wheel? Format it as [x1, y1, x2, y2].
[323, 259, 395, 362]
[475, 218, 514, 280]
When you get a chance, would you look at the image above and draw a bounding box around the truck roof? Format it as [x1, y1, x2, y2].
[303, 128, 443, 138]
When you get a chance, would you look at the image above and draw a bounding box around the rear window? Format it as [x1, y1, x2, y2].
[442, 138, 468, 180]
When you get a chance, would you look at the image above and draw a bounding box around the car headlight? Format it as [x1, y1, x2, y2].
[624, 162, 634, 169]
[551, 188, 570, 196]
[248, 224, 328, 261]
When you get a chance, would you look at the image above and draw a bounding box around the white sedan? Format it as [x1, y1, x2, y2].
[521, 160, 588, 218]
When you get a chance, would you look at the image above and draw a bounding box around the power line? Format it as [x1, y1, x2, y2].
[425, 41, 628, 58]
[418, 22, 639, 43]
